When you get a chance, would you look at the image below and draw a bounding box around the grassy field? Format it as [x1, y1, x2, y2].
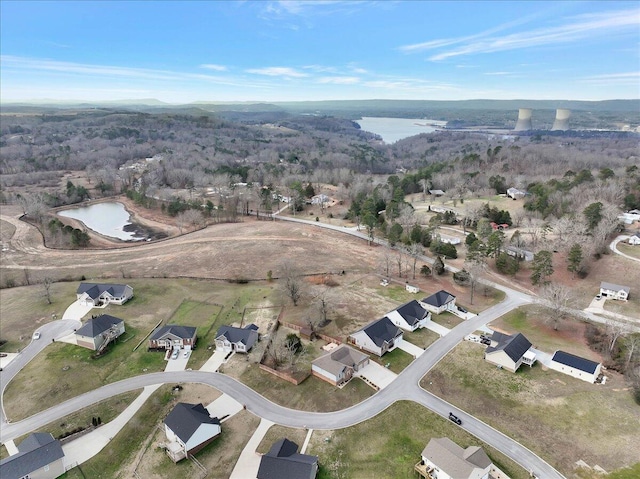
[256, 425, 308, 454]
[369, 347, 414, 374]
[430, 311, 465, 328]
[403, 327, 440, 349]
[421, 342, 640, 474]
[617, 243, 640, 259]
[308, 401, 529, 479]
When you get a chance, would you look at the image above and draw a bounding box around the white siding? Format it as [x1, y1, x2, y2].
[184, 423, 221, 452]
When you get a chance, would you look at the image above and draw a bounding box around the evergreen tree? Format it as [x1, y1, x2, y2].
[530, 250, 554, 285]
[567, 243, 583, 277]
[433, 255, 445, 275]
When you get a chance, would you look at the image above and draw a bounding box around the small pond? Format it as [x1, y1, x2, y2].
[58, 202, 145, 241]
[355, 117, 447, 144]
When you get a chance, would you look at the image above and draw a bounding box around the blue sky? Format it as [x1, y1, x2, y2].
[1, 1, 638, 103]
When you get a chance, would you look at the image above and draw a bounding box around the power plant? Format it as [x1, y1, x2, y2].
[551, 108, 571, 131]
[514, 108, 532, 131]
[513, 108, 572, 131]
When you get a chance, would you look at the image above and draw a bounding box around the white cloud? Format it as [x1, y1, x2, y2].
[317, 76, 360, 84]
[245, 66, 308, 78]
[199, 63, 228, 71]
[581, 71, 640, 85]
[484, 71, 515, 76]
[399, 7, 640, 61]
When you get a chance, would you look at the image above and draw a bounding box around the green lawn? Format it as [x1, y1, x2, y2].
[404, 327, 440, 349]
[421, 342, 640, 474]
[308, 401, 529, 479]
[370, 347, 413, 374]
[617, 243, 640, 259]
[377, 285, 417, 303]
[257, 425, 308, 454]
[430, 311, 464, 328]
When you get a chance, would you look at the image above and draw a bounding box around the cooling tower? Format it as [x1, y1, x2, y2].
[514, 108, 532, 131]
[551, 109, 571, 131]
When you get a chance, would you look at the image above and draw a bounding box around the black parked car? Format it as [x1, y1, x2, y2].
[448, 412, 462, 425]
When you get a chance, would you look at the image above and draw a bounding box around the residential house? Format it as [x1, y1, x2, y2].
[405, 284, 420, 294]
[489, 222, 509, 231]
[311, 194, 330, 205]
[348, 317, 403, 357]
[76, 282, 133, 307]
[439, 234, 461, 245]
[385, 300, 431, 332]
[429, 189, 445, 197]
[312, 344, 369, 386]
[599, 282, 630, 301]
[549, 351, 602, 384]
[506, 187, 526, 200]
[149, 325, 197, 350]
[628, 233, 640, 245]
[504, 245, 534, 262]
[164, 403, 221, 462]
[417, 437, 492, 479]
[257, 438, 318, 479]
[0, 432, 65, 479]
[420, 290, 457, 315]
[215, 324, 259, 353]
[618, 210, 640, 225]
[75, 314, 125, 351]
[484, 332, 536, 372]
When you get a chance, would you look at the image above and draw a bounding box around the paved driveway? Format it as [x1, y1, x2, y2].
[355, 361, 397, 390]
[200, 348, 229, 372]
[396, 338, 424, 358]
[229, 418, 274, 479]
[423, 319, 451, 337]
[62, 300, 93, 321]
[164, 351, 190, 372]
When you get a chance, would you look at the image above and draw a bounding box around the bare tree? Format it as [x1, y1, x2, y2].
[463, 258, 486, 305]
[267, 330, 306, 371]
[624, 333, 640, 370]
[537, 283, 575, 330]
[309, 286, 334, 331]
[606, 319, 629, 356]
[407, 243, 423, 280]
[280, 260, 304, 306]
[42, 276, 53, 304]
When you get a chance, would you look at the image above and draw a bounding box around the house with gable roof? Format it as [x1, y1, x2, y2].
[0, 432, 65, 479]
[163, 402, 221, 462]
[599, 282, 630, 301]
[76, 282, 133, 307]
[149, 324, 197, 350]
[420, 290, 457, 315]
[549, 351, 602, 384]
[628, 232, 640, 245]
[348, 317, 403, 357]
[312, 344, 370, 386]
[257, 438, 318, 479]
[484, 332, 536, 372]
[215, 324, 259, 353]
[416, 437, 492, 479]
[75, 314, 125, 351]
[385, 300, 431, 331]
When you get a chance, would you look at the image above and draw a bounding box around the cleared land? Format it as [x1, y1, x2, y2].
[617, 243, 640, 259]
[421, 341, 640, 474]
[307, 401, 529, 479]
[256, 425, 308, 454]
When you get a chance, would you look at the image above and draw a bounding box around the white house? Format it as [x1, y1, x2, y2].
[628, 233, 640, 245]
[484, 332, 536, 373]
[600, 282, 630, 301]
[419, 437, 492, 479]
[348, 317, 403, 357]
[75, 314, 125, 351]
[311, 345, 369, 386]
[149, 325, 197, 350]
[164, 403, 221, 462]
[215, 324, 259, 353]
[405, 284, 420, 294]
[0, 433, 65, 479]
[506, 187, 526, 200]
[549, 351, 602, 384]
[311, 194, 330, 205]
[420, 290, 457, 315]
[385, 300, 431, 332]
[618, 210, 640, 224]
[76, 282, 134, 307]
[504, 245, 535, 262]
[439, 234, 461, 245]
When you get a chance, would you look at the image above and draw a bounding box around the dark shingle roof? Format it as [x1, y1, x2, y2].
[485, 332, 532, 363]
[77, 282, 130, 299]
[552, 351, 600, 374]
[164, 403, 220, 443]
[257, 438, 318, 479]
[216, 325, 259, 348]
[150, 324, 197, 341]
[76, 314, 124, 337]
[422, 290, 456, 308]
[361, 317, 402, 347]
[395, 300, 429, 326]
[0, 433, 64, 479]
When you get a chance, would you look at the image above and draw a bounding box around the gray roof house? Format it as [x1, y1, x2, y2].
[549, 351, 602, 384]
[215, 324, 259, 353]
[75, 314, 125, 351]
[348, 317, 403, 357]
[0, 432, 65, 479]
[149, 325, 197, 350]
[312, 344, 370, 386]
[257, 438, 318, 479]
[420, 290, 457, 315]
[385, 300, 431, 331]
[164, 403, 221, 462]
[599, 282, 630, 301]
[484, 332, 535, 372]
[419, 437, 492, 479]
[76, 282, 133, 306]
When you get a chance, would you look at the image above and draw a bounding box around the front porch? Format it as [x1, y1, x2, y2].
[414, 461, 435, 478]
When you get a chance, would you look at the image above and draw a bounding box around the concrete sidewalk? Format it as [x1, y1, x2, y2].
[229, 417, 274, 479]
[62, 384, 161, 468]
